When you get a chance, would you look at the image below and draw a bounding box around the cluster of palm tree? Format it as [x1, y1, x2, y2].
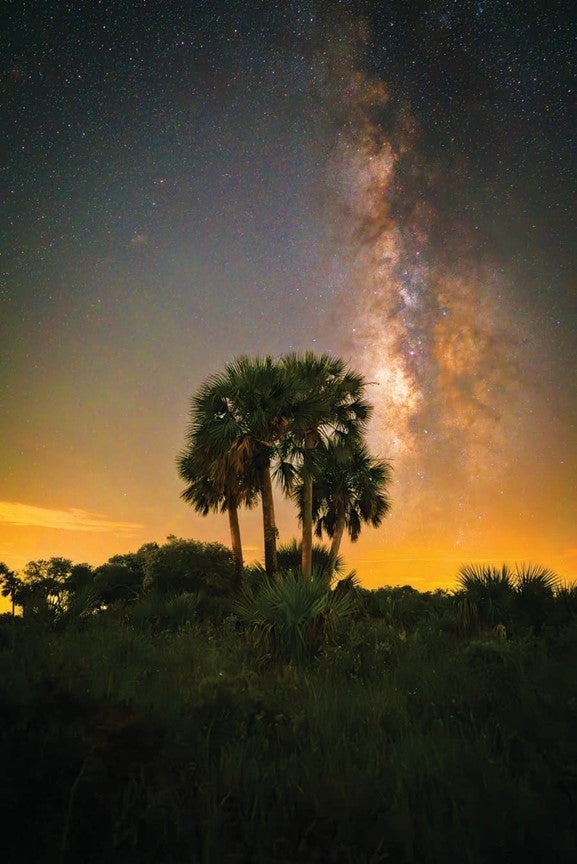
[177, 352, 392, 584]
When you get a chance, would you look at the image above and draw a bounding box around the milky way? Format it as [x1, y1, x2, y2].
[314, 22, 547, 544]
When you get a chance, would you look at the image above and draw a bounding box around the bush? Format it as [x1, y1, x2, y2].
[1, 570, 576, 863]
[142, 536, 234, 596]
[233, 568, 356, 665]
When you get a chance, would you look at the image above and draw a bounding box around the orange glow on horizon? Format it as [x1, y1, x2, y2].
[1, 491, 576, 614]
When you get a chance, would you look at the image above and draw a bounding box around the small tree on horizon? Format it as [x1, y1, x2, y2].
[0, 562, 22, 616]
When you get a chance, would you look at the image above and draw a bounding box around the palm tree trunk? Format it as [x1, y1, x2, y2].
[329, 511, 346, 574]
[259, 458, 278, 577]
[301, 473, 314, 579]
[227, 501, 244, 586]
[301, 436, 315, 580]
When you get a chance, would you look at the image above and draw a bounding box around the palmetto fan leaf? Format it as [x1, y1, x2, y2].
[514, 563, 559, 594]
[514, 563, 559, 630]
[457, 563, 516, 627]
[233, 568, 355, 664]
[276, 538, 345, 584]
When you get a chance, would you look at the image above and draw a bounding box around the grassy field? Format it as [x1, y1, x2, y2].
[1, 577, 576, 863]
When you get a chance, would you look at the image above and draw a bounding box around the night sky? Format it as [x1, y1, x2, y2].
[2, 0, 576, 594]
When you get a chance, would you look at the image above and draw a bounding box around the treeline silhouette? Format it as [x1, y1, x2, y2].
[1, 541, 576, 863]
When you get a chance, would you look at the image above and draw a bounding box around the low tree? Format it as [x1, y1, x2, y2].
[19, 557, 74, 618]
[65, 562, 94, 595]
[0, 563, 23, 616]
[141, 535, 234, 596]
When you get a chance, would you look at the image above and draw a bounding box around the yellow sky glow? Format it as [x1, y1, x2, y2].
[0, 501, 143, 534]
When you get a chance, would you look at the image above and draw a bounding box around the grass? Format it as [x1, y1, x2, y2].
[0, 573, 576, 863]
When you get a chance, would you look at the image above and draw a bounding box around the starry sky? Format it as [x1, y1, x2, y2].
[2, 0, 576, 598]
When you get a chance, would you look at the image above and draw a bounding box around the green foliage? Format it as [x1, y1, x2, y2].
[457, 563, 516, 627]
[0, 557, 87, 622]
[93, 554, 146, 606]
[65, 562, 94, 594]
[0, 562, 21, 614]
[295, 437, 392, 546]
[278, 352, 373, 579]
[2, 550, 576, 863]
[455, 594, 480, 637]
[514, 563, 559, 631]
[458, 562, 563, 634]
[356, 585, 449, 635]
[125, 590, 202, 632]
[141, 535, 234, 596]
[276, 538, 345, 581]
[1, 592, 576, 864]
[553, 581, 577, 627]
[179, 353, 386, 580]
[233, 568, 355, 664]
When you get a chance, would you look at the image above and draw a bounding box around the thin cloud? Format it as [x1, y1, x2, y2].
[0, 501, 143, 534]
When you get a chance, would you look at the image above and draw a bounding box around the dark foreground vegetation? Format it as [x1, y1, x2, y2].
[1, 543, 577, 864]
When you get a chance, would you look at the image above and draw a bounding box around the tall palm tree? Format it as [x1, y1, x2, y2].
[296, 440, 392, 573]
[186, 356, 291, 577]
[177, 443, 258, 585]
[279, 353, 372, 579]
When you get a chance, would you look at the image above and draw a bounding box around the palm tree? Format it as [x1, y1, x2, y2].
[177, 443, 258, 585]
[297, 440, 392, 573]
[279, 353, 372, 579]
[186, 356, 291, 577]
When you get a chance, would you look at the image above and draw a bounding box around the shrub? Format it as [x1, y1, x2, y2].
[514, 563, 559, 632]
[233, 568, 355, 665]
[457, 563, 516, 628]
[142, 536, 234, 596]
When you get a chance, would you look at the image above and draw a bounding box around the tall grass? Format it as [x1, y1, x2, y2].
[1, 576, 576, 863]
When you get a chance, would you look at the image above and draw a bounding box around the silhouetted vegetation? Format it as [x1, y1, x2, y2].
[0, 354, 573, 861]
[1, 543, 576, 863]
[177, 353, 392, 582]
